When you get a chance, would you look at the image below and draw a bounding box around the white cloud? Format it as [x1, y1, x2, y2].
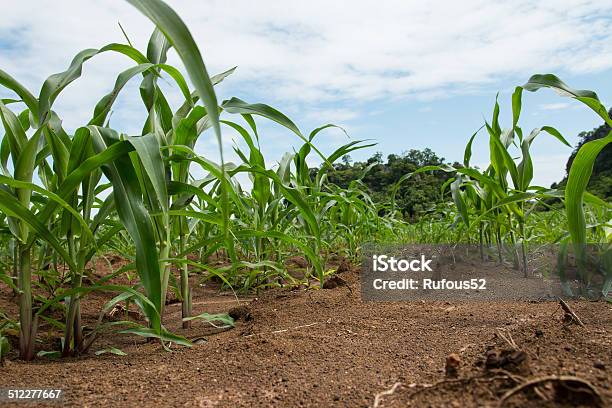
[531, 154, 571, 187]
[305, 108, 358, 123]
[540, 102, 572, 111]
[2, 1, 612, 107]
[0, 0, 611, 166]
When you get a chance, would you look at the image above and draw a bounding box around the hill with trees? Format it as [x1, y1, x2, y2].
[552, 108, 612, 199]
[327, 108, 611, 220]
[326, 148, 456, 219]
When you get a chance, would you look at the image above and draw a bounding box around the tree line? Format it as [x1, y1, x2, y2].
[326, 109, 611, 220]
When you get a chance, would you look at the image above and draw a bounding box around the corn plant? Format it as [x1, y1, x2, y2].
[409, 74, 610, 290]
[0, 0, 222, 358]
[0, 0, 396, 360]
[2, 0, 610, 364]
[523, 74, 611, 296]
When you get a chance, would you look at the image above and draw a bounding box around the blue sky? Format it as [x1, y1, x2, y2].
[1, 0, 611, 187]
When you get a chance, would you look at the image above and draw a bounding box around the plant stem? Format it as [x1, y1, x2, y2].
[479, 224, 484, 261]
[18, 245, 34, 360]
[11, 240, 18, 296]
[520, 221, 528, 278]
[179, 220, 191, 329]
[495, 225, 503, 264]
[159, 237, 171, 317]
[508, 215, 520, 270]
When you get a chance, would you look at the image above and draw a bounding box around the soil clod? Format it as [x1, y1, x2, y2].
[445, 353, 461, 377]
[485, 349, 530, 375]
[228, 305, 253, 322]
[322, 274, 353, 295]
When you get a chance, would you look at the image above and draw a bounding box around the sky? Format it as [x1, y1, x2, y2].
[1, 0, 611, 187]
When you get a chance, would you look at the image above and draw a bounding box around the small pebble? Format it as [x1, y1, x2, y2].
[594, 360, 606, 370]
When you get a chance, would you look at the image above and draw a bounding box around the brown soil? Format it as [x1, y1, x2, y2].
[1, 263, 611, 407]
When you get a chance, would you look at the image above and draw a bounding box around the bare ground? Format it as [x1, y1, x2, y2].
[1, 262, 611, 407]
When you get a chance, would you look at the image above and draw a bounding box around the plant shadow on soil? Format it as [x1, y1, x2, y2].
[0, 258, 611, 408]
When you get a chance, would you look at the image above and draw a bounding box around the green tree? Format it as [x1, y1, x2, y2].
[553, 108, 612, 199]
[327, 148, 452, 219]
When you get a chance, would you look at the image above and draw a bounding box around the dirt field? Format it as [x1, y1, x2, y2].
[1, 263, 611, 407]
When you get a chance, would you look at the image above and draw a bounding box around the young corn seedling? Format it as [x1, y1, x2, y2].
[523, 74, 611, 297]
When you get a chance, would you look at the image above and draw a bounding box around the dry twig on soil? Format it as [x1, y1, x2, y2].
[498, 375, 603, 407]
[557, 297, 585, 327]
[372, 382, 403, 408]
[496, 328, 518, 350]
[376, 373, 522, 407]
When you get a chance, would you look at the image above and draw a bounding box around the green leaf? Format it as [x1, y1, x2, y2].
[35, 284, 158, 318]
[0, 335, 10, 360]
[463, 126, 483, 167]
[0, 69, 39, 120]
[222, 98, 332, 165]
[33, 138, 135, 231]
[565, 131, 612, 246]
[222, 97, 300, 136]
[127, 133, 168, 212]
[95, 347, 127, 356]
[182, 312, 234, 328]
[146, 27, 171, 64]
[0, 176, 96, 246]
[517, 140, 533, 191]
[450, 177, 469, 228]
[167, 210, 223, 226]
[523, 74, 611, 126]
[126, 0, 222, 150]
[0, 189, 76, 270]
[38, 44, 151, 125]
[0, 101, 28, 162]
[119, 326, 191, 347]
[90, 63, 155, 126]
[36, 350, 61, 359]
[89, 126, 163, 331]
[511, 86, 522, 129]
[39, 49, 99, 124]
[525, 126, 570, 147]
